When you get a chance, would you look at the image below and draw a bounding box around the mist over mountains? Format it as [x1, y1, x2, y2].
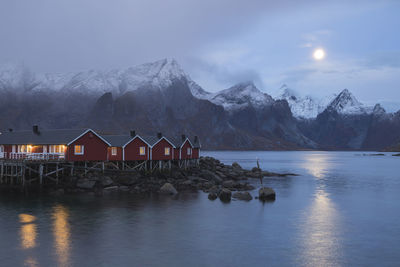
[0, 59, 399, 151]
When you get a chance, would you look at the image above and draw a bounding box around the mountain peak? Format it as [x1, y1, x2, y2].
[327, 89, 372, 115]
[209, 82, 273, 111]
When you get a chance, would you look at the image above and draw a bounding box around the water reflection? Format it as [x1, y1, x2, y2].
[300, 191, 342, 266]
[303, 153, 331, 178]
[19, 214, 37, 250]
[52, 205, 71, 267]
[24, 257, 39, 267]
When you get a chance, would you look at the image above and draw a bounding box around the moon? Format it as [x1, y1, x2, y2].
[313, 48, 325, 60]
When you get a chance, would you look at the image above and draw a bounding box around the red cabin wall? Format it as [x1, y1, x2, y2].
[3, 145, 12, 158]
[66, 131, 109, 162]
[151, 139, 174, 161]
[173, 148, 179, 160]
[125, 138, 149, 161]
[180, 141, 193, 160]
[107, 147, 123, 161]
[192, 148, 199, 159]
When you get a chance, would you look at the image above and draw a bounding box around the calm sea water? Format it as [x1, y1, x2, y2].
[1, 151, 399, 267]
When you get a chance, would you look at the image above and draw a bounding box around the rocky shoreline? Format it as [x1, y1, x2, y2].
[5, 157, 298, 202]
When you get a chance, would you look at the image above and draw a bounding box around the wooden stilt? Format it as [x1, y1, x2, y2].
[39, 164, 43, 185]
[70, 162, 74, 176]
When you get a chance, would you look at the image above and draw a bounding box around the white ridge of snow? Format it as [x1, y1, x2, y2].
[209, 82, 274, 111]
[0, 58, 208, 97]
[277, 84, 336, 119]
[327, 89, 373, 115]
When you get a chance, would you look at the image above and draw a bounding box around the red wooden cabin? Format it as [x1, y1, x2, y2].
[66, 129, 111, 161]
[123, 133, 153, 161]
[150, 133, 176, 161]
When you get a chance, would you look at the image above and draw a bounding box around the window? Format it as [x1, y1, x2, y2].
[43, 146, 47, 154]
[164, 147, 170, 156]
[57, 145, 65, 153]
[74, 145, 84, 155]
[19, 145, 26, 153]
[12, 145, 16, 153]
[187, 147, 191, 155]
[111, 147, 117, 156]
[139, 146, 146, 155]
[0, 145, 3, 152]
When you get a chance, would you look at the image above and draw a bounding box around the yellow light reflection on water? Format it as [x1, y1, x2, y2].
[24, 256, 39, 267]
[19, 214, 37, 250]
[19, 214, 36, 224]
[20, 223, 37, 249]
[300, 191, 342, 266]
[303, 153, 331, 179]
[52, 205, 71, 267]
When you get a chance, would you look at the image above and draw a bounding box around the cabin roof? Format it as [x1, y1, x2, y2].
[102, 135, 132, 147]
[0, 129, 89, 145]
[140, 135, 163, 147]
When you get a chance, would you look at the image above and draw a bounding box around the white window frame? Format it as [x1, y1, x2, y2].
[111, 147, 117, 156]
[74, 145, 84, 155]
[0, 145, 4, 152]
[164, 147, 170, 156]
[139, 146, 146, 156]
[187, 147, 191, 155]
[12, 145, 16, 153]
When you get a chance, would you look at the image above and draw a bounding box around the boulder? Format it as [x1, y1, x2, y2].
[218, 188, 232, 202]
[222, 180, 235, 188]
[103, 186, 119, 193]
[101, 176, 114, 187]
[232, 192, 253, 201]
[159, 183, 178, 195]
[258, 187, 276, 201]
[76, 179, 96, 190]
[200, 170, 222, 184]
[208, 192, 218, 200]
[232, 162, 242, 169]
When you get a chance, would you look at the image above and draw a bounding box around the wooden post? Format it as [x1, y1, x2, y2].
[102, 162, 105, 174]
[22, 165, 26, 187]
[56, 163, 59, 185]
[39, 164, 43, 185]
[159, 160, 162, 171]
[169, 160, 171, 170]
[84, 162, 88, 176]
[70, 162, 74, 176]
[0, 161, 3, 184]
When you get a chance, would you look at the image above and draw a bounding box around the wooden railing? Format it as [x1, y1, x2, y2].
[5, 152, 65, 161]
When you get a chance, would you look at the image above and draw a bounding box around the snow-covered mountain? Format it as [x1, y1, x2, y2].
[0, 59, 204, 96]
[277, 85, 334, 119]
[208, 82, 274, 111]
[277, 85, 377, 119]
[326, 89, 373, 115]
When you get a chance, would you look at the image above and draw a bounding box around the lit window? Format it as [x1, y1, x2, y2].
[74, 145, 84, 155]
[139, 146, 146, 155]
[187, 148, 191, 155]
[111, 147, 117, 156]
[57, 145, 65, 153]
[164, 147, 170, 156]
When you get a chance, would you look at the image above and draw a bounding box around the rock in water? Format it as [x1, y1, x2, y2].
[258, 187, 276, 201]
[208, 192, 218, 200]
[232, 162, 242, 169]
[101, 176, 114, 187]
[219, 188, 232, 202]
[160, 183, 178, 195]
[76, 179, 96, 190]
[232, 192, 253, 201]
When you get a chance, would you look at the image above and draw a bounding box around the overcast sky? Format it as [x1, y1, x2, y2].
[1, 0, 399, 106]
